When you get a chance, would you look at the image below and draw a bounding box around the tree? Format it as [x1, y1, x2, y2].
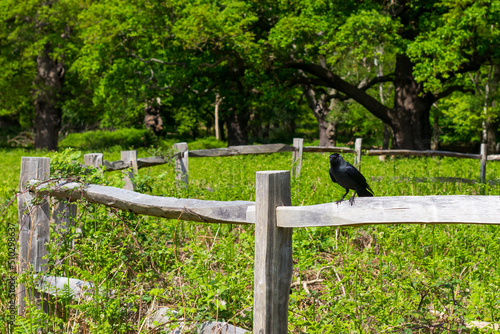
[267, 0, 499, 149]
[0, 0, 82, 150]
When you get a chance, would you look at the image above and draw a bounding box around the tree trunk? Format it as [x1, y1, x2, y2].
[34, 42, 64, 151]
[389, 55, 432, 150]
[431, 112, 439, 150]
[382, 125, 392, 149]
[326, 122, 337, 147]
[225, 108, 249, 146]
[144, 97, 163, 136]
[487, 64, 500, 153]
[289, 57, 433, 150]
[303, 86, 333, 147]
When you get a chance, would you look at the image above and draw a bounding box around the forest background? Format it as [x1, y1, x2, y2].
[1, 0, 500, 152]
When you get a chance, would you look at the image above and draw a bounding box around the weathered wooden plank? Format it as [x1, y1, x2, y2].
[366, 149, 481, 159]
[174, 142, 188, 186]
[303, 146, 355, 153]
[480, 143, 487, 183]
[103, 159, 129, 171]
[35, 275, 94, 301]
[84, 153, 103, 168]
[354, 138, 362, 168]
[146, 309, 251, 333]
[137, 156, 169, 168]
[101, 157, 169, 172]
[253, 171, 292, 334]
[18, 157, 51, 314]
[121, 150, 138, 190]
[274, 196, 500, 228]
[199, 321, 250, 334]
[292, 138, 303, 177]
[487, 154, 500, 161]
[189, 143, 295, 157]
[31, 181, 254, 225]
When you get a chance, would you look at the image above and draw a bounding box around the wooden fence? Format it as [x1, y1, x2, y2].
[17, 151, 500, 333]
[76, 138, 500, 191]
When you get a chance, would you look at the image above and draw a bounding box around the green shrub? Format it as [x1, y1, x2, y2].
[59, 128, 155, 150]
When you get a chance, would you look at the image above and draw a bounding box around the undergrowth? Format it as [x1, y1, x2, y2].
[0, 144, 499, 333]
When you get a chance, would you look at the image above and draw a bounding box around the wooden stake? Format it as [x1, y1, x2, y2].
[292, 138, 304, 178]
[121, 151, 138, 190]
[253, 171, 293, 334]
[84, 153, 103, 168]
[354, 138, 362, 168]
[174, 142, 189, 187]
[480, 143, 487, 184]
[18, 157, 51, 314]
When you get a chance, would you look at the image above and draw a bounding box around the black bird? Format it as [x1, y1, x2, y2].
[329, 153, 374, 205]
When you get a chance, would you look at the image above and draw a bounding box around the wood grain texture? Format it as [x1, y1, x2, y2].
[480, 143, 487, 183]
[303, 146, 355, 153]
[487, 154, 500, 161]
[18, 157, 51, 314]
[102, 157, 169, 171]
[292, 138, 304, 177]
[84, 153, 103, 168]
[253, 171, 292, 334]
[103, 159, 130, 171]
[275, 196, 500, 228]
[354, 138, 362, 168]
[121, 150, 138, 190]
[174, 142, 189, 186]
[366, 149, 481, 159]
[35, 275, 95, 301]
[189, 143, 295, 157]
[136, 156, 169, 168]
[31, 181, 254, 225]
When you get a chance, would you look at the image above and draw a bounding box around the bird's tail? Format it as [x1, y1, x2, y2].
[357, 187, 374, 197]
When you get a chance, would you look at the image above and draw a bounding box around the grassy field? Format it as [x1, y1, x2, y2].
[1, 143, 500, 333]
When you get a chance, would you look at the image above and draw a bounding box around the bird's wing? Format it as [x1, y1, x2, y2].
[345, 164, 374, 193]
[329, 168, 337, 183]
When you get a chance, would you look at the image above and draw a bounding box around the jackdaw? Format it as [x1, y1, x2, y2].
[329, 153, 374, 205]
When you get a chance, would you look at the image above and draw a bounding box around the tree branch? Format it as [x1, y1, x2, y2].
[434, 85, 475, 100]
[286, 61, 392, 124]
[358, 73, 394, 91]
[130, 53, 185, 67]
[197, 56, 232, 69]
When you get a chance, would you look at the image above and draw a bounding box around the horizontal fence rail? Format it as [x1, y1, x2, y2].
[188, 143, 295, 157]
[245, 196, 500, 227]
[31, 180, 254, 225]
[282, 196, 500, 227]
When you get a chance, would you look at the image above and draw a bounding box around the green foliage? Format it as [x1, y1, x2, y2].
[59, 128, 155, 150]
[408, 0, 500, 93]
[1, 0, 500, 148]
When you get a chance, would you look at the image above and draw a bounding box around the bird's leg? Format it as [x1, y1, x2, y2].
[349, 191, 358, 206]
[335, 188, 350, 204]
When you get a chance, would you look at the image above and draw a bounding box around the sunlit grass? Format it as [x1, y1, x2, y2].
[1, 145, 499, 333]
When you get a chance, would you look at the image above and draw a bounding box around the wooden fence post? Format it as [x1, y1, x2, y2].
[174, 142, 189, 187]
[121, 151, 138, 190]
[18, 157, 51, 315]
[354, 138, 362, 168]
[292, 138, 304, 178]
[84, 153, 103, 168]
[480, 143, 487, 184]
[254, 171, 293, 334]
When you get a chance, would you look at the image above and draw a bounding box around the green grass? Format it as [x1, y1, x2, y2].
[1, 144, 500, 333]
